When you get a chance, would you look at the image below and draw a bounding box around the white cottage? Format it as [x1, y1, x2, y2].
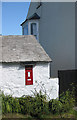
[0, 35, 59, 99]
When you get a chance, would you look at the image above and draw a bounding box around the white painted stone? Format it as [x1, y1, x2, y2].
[0, 62, 59, 100]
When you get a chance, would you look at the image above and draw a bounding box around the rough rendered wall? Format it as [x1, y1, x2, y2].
[0, 63, 59, 100]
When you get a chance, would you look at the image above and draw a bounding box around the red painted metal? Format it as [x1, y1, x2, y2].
[25, 66, 33, 85]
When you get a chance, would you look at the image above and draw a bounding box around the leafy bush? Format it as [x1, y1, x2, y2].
[49, 89, 75, 116]
[1, 90, 49, 118]
[29, 90, 49, 118]
[18, 96, 33, 115]
[60, 90, 75, 112]
[2, 93, 31, 115]
[49, 99, 63, 114]
[2, 93, 19, 113]
[1, 86, 76, 118]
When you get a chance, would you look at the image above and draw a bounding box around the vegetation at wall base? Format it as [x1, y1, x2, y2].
[1, 85, 77, 119]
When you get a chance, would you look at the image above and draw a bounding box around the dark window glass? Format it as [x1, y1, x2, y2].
[31, 23, 37, 35]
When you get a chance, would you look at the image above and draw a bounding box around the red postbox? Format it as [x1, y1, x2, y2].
[25, 66, 33, 85]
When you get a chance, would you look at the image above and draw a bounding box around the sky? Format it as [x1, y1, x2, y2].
[2, 2, 30, 35]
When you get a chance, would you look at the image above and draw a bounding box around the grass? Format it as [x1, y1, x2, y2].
[2, 110, 77, 119]
[3, 113, 32, 118]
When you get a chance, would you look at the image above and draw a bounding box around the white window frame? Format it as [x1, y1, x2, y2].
[28, 20, 39, 42]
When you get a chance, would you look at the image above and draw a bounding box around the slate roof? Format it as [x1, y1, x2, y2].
[21, 13, 40, 26]
[0, 35, 51, 62]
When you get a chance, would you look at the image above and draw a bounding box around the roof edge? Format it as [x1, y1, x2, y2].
[21, 13, 40, 26]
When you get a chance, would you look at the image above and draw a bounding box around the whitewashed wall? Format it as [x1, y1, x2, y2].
[0, 62, 59, 100]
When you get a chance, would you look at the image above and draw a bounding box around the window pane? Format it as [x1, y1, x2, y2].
[31, 23, 37, 35]
[23, 24, 28, 35]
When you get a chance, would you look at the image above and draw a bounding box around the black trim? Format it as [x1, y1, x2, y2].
[36, 2, 42, 9]
[21, 13, 40, 26]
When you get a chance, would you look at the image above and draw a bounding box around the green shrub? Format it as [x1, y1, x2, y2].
[60, 90, 75, 112]
[49, 99, 63, 114]
[29, 90, 49, 118]
[1, 86, 76, 118]
[2, 92, 20, 114]
[18, 96, 33, 115]
[49, 89, 75, 116]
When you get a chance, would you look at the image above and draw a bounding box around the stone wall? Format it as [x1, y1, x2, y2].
[0, 62, 59, 100]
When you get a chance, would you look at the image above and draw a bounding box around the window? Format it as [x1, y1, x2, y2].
[23, 20, 39, 41]
[31, 23, 37, 38]
[25, 66, 33, 85]
[23, 24, 28, 35]
[29, 21, 39, 41]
